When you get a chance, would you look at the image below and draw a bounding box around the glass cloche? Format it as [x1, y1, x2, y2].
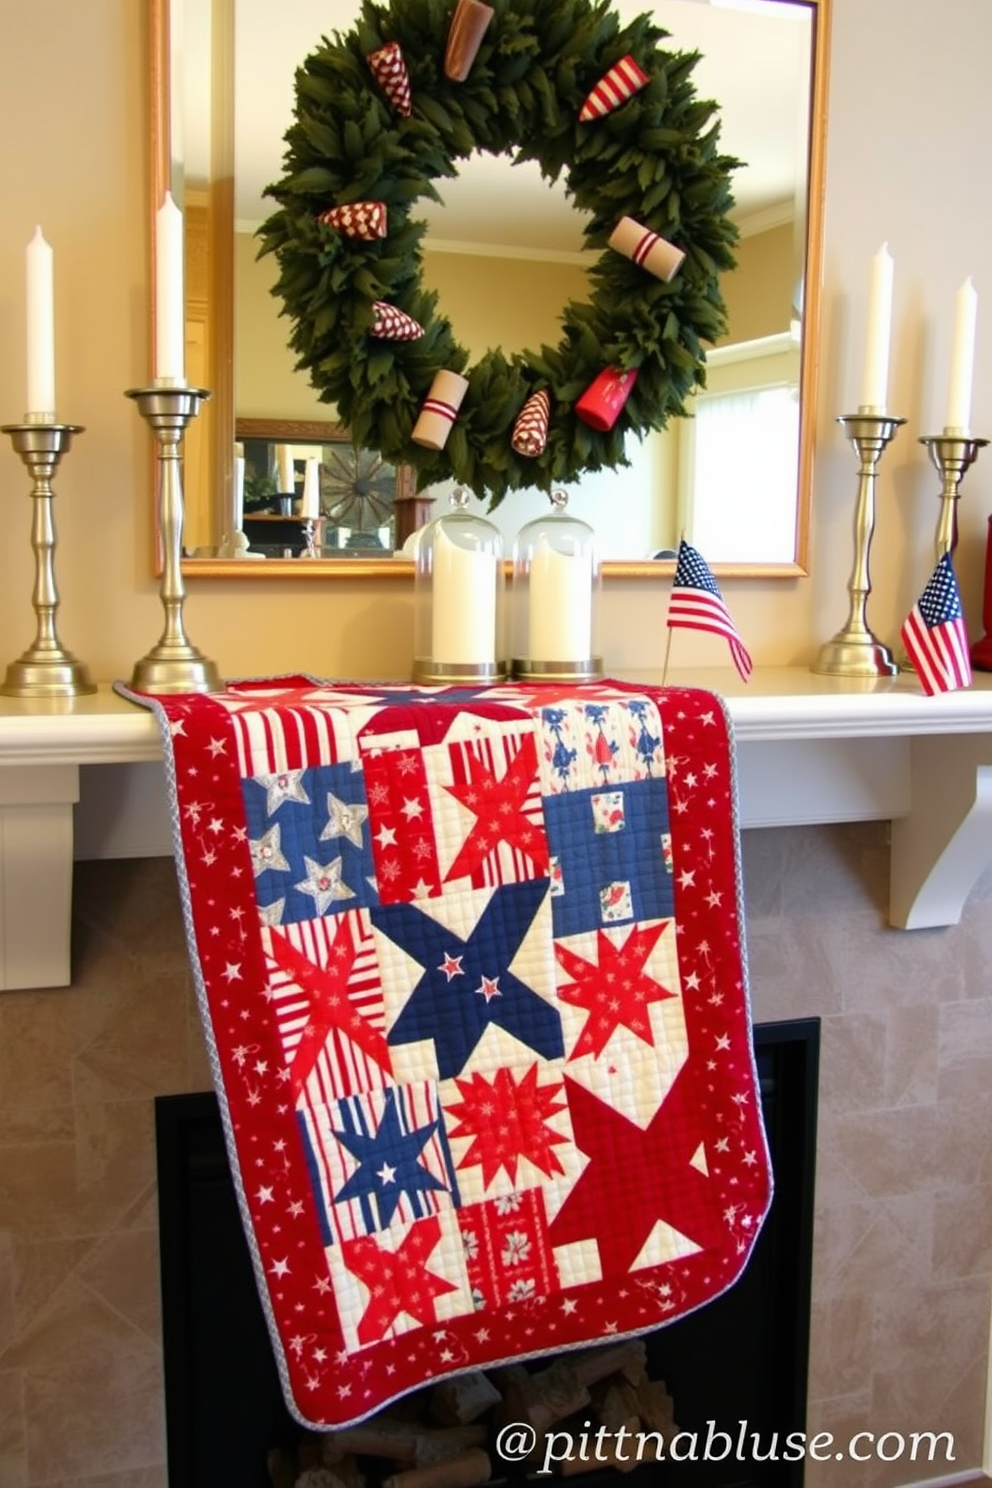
[511, 492, 602, 679]
[412, 490, 506, 683]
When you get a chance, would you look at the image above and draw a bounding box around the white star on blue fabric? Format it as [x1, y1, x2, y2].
[294, 855, 356, 913]
[259, 770, 311, 815]
[320, 793, 369, 848]
[250, 824, 291, 877]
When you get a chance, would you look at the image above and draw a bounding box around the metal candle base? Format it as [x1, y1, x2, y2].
[0, 422, 96, 698]
[511, 657, 604, 681]
[812, 411, 905, 678]
[126, 385, 222, 695]
[919, 431, 988, 559]
[895, 432, 988, 674]
[411, 659, 507, 685]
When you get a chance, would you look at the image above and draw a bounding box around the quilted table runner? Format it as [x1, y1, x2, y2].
[131, 676, 770, 1429]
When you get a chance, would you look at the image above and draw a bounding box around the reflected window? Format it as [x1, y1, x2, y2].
[681, 333, 801, 564]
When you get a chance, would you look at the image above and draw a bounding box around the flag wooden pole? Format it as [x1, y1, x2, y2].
[661, 533, 684, 685]
[660, 621, 674, 686]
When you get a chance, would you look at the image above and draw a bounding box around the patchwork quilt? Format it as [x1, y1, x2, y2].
[131, 676, 770, 1429]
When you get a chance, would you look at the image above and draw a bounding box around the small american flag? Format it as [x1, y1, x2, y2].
[667, 539, 753, 680]
[901, 551, 972, 696]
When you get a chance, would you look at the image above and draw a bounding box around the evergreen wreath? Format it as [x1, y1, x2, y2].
[258, 0, 739, 508]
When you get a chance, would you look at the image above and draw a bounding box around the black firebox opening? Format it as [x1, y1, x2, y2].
[155, 1017, 819, 1488]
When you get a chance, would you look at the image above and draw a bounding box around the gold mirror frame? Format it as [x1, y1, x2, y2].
[149, 0, 829, 581]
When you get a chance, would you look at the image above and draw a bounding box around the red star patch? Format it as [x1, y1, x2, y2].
[267, 922, 390, 1094]
[555, 922, 675, 1059]
[341, 1217, 459, 1343]
[549, 1067, 723, 1276]
[444, 733, 548, 881]
[445, 1064, 569, 1188]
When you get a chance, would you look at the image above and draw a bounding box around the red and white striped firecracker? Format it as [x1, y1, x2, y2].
[444, 0, 494, 82]
[367, 40, 412, 116]
[608, 216, 685, 282]
[370, 301, 424, 340]
[578, 54, 649, 122]
[411, 370, 470, 449]
[318, 201, 387, 240]
[511, 388, 551, 456]
[575, 367, 638, 431]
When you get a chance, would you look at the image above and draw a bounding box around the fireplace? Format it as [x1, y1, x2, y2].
[155, 1018, 819, 1488]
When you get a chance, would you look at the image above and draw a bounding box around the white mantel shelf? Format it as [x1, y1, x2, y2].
[1, 668, 990, 990]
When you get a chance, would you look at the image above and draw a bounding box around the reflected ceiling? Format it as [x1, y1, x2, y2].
[180, 0, 810, 251]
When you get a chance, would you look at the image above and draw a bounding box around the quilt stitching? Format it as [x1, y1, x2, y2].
[132, 676, 770, 1429]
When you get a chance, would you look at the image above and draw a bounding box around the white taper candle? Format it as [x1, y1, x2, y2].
[155, 192, 185, 381]
[860, 243, 893, 411]
[233, 455, 245, 531]
[26, 226, 55, 417]
[301, 458, 321, 519]
[275, 445, 295, 495]
[946, 277, 978, 432]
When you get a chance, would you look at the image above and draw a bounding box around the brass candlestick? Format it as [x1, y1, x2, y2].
[812, 410, 905, 677]
[894, 432, 987, 674]
[1, 420, 95, 697]
[127, 384, 222, 694]
[918, 431, 988, 560]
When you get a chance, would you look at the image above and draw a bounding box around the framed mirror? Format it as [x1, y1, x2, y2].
[150, 0, 829, 579]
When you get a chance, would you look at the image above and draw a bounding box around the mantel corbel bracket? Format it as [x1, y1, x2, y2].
[889, 733, 992, 929]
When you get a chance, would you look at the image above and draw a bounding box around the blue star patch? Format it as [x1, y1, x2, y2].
[373, 879, 563, 1079]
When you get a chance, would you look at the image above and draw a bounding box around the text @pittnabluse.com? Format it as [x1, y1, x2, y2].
[494, 1419, 957, 1475]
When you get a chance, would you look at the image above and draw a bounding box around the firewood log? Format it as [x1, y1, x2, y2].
[295, 1468, 350, 1488]
[429, 1371, 502, 1425]
[591, 1379, 642, 1433]
[414, 1427, 488, 1466]
[489, 1363, 531, 1427]
[320, 1420, 421, 1465]
[267, 1446, 298, 1488]
[633, 1378, 677, 1434]
[329, 1455, 367, 1488]
[381, 1447, 492, 1488]
[556, 1419, 641, 1478]
[569, 1339, 648, 1389]
[523, 1360, 591, 1431]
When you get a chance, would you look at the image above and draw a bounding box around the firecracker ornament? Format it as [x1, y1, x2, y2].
[608, 216, 686, 283]
[259, 0, 739, 507]
[576, 368, 639, 432]
[370, 301, 425, 340]
[511, 388, 551, 457]
[318, 201, 388, 240]
[366, 39, 413, 116]
[578, 53, 649, 121]
[444, 0, 495, 81]
[412, 370, 471, 449]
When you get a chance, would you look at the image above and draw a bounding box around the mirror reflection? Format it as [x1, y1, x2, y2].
[158, 0, 826, 576]
[226, 417, 424, 560]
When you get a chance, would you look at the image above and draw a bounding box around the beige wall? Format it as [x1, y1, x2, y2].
[720, 220, 796, 346]
[235, 230, 328, 422]
[6, 1, 989, 684]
